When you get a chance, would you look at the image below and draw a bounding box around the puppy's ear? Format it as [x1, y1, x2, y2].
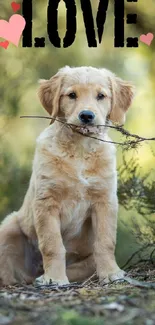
[109, 76, 135, 125]
[38, 74, 62, 120]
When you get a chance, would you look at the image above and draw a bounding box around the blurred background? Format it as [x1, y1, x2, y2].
[0, 0, 155, 267]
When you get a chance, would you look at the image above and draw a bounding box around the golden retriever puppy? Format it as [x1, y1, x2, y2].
[0, 66, 134, 286]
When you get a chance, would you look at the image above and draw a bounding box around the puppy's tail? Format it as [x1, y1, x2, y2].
[0, 212, 33, 285]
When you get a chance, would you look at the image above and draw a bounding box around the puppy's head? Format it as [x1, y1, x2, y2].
[38, 66, 135, 133]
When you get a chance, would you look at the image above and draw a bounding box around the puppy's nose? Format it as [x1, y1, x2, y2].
[79, 110, 95, 124]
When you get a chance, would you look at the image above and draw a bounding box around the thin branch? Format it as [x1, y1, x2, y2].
[121, 244, 150, 270]
[123, 276, 155, 289]
[150, 248, 155, 265]
[20, 115, 155, 148]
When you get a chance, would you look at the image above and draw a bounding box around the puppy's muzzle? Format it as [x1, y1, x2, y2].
[78, 110, 95, 124]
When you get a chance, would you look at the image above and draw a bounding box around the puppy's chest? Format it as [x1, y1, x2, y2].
[47, 150, 114, 208]
[57, 153, 109, 236]
[55, 152, 106, 189]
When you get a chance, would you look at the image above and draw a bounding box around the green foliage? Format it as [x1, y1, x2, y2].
[118, 154, 155, 246]
[118, 155, 155, 216]
[59, 310, 102, 325]
[0, 141, 30, 218]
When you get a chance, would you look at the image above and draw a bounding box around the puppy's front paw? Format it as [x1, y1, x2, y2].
[99, 269, 126, 285]
[109, 269, 126, 282]
[35, 274, 70, 286]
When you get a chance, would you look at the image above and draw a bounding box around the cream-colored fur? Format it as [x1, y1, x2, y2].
[0, 66, 134, 286]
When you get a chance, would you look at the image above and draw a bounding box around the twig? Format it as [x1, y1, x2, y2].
[34, 282, 83, 291]
[123, 276, 155, 289]
[81, 272, 97, 287]
[121, 245, 150, 270]
[20, 115, 155, 148]
[150, 248, 155, 264]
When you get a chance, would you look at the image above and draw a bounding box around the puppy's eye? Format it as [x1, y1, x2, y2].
[68, 92, 77, 99]
[97, 93, 105, 100]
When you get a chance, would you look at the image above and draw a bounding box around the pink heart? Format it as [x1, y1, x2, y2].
[140, 33, 154, 46]
[0, 14, 26, 47]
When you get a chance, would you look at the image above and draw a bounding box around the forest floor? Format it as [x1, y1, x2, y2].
[0, 261, 155, 325]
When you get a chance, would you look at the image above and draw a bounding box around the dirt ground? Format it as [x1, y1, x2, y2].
[0, 261, 155, 325]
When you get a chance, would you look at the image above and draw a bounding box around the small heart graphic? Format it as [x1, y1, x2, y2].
[0, 40, 9, 49]
[11, 2, 20, 13]
[140, 33, 154, 46]
[0, 14, 26, 47]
